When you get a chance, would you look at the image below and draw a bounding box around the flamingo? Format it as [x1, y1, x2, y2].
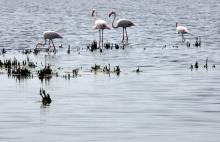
[176, 22, 189, 42]
[36, 31, 62, 53]
[91, 9, 110, 48]
[109, 11, 135, 42]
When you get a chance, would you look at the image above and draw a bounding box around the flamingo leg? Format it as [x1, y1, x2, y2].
[125, 28, 128, 41]
[48, 40, 51, 49]
[182, 34, 185, 42]
[122, 28, 124, 42]
[50, 39, 56, 53]
[99, 29, 101, 48]
[101, 29, 104, 48]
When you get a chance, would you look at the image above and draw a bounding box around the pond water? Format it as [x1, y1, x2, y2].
[0, 0, 220, 141]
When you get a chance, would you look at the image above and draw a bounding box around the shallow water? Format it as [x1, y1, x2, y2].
[0, 0, 220, 141]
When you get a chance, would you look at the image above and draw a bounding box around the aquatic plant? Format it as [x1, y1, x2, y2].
[11, 67, 31, 76]
[38, 65, 53, 78]
[114, 65, 120, 75]
[39, 88, 52, 105]
[91, 64, 101, 72]
[67, 45, 71, 54]
[72, 68, 79, 77]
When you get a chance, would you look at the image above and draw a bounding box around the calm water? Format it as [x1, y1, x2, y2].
[0, 0, 220, 141]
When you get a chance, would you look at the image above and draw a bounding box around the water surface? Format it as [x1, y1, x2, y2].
[0, 0, 220, 141]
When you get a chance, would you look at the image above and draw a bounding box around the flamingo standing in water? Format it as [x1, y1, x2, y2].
[109, 11, 135, 42]
[176, 22, 189, 42]
[36, 31, 62, 53]
[91, 9, 110, 48]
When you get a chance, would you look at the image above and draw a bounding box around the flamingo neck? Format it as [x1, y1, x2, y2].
[92, 12, 97, 28]
[111, 13, 117, 29]
[36, 38, 47, 48]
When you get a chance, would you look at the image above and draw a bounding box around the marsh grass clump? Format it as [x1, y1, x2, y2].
[33, 48, 40, 55]
[22, 49, 32, 54]
[194, 37, 201, 47]
[87, 41, 124, 52]
[195, 61, 199, 69]
[0, 58, 33, 78]
[115, 44, 120, 49]
[39, 88, 52, 105]
[190, 58, 216, 71]
[2, 48, 6, 54]
[87, 40, 98, 52]
[72, 68, 79, 77]
[67, 45, 70, 54]
[28, 62, 37, 68]
[104, 42, 111, 49]
[114, 65, 120, 75]
[103, 64, 110, 73]
[186, 41, 190, 47]
[136, 67, 140, 73]
[11, 67, 31, 76]
[91, 64, 101, 72]
[0, 58, 34, 69]
[38, 65, 53, 78]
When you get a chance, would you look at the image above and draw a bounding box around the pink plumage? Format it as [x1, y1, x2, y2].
[92, 9, 110, 48]
[176, 22, 189, 42]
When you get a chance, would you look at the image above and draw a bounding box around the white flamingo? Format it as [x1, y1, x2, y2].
[36, 31, 62, 52]
[91, 9, 110, 48]
[109, 11, 135, 42]
[176, 22, 189, 42]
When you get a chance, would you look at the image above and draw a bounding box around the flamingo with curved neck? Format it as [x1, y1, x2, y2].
[109, 11, 135, 42]
[36, 31, 62, 53]
[91, 9, 110, 48]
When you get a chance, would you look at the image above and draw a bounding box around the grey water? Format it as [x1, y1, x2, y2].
[0, 0, 220, 141]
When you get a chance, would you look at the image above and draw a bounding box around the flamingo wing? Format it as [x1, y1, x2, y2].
[117, 19, 135, 28]
[44, 31, 62, 39]
[176, 26, 189, 34]
[94, 20, 110, 30]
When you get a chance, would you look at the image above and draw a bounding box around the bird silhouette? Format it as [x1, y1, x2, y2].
[109, 11, 135, 43]
[176, 22, 189, 42]
[91, 9, 110, 48]
[36, 31, 62, 53]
